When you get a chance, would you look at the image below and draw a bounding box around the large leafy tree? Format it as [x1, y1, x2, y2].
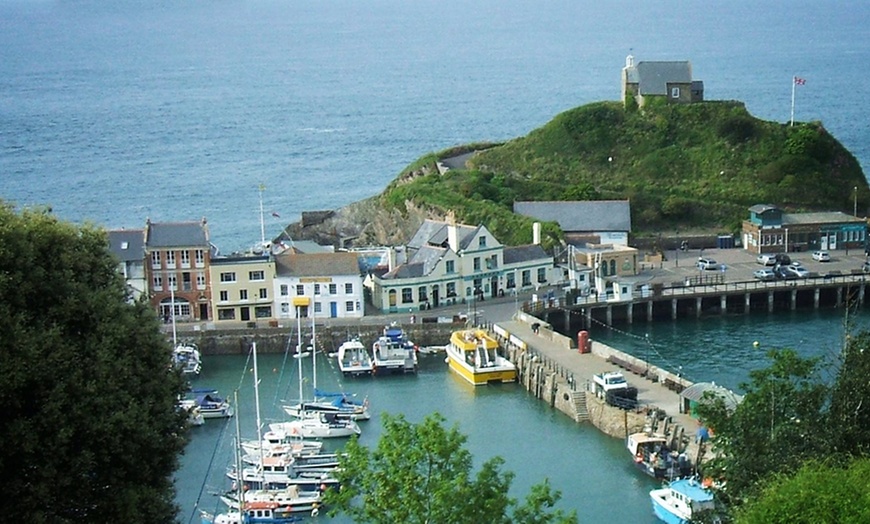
[0, 204, 189, 523]
[734, 458, 870, 524]
[695, 349, 828, 504]
[829, 330, 870, 456]
[324, 412, 578, 524]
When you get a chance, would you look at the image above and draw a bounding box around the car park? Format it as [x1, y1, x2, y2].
[756, 254, 775, 266]
[811, 250, 831, 262]
[696, 257, 720, 271]
[753, 268, 776, 281]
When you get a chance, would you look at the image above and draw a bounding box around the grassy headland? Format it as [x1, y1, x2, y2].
[377, 101, 866, 249]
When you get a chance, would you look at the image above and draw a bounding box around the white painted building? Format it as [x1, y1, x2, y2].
[273, 252, 365, 319]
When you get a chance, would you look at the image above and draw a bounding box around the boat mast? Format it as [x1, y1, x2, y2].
[311, 314, 317, 396]
[170, 286, 178, 346]
[252, 342, 265, 480]
[258, 183, 266, 248]
[297, 305, 304, 403]
[232, 390, 245, 514]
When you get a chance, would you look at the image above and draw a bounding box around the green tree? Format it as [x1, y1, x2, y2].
[829, 330, 870, 456]
[324, 413, 578, 524]
[734, 458, 870, 524]
[0, 204, 189, 523]
[695, 349, 828, 504]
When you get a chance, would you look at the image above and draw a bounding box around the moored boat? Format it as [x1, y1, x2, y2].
[269, 412, 361, 439]
[283, 388, 370, 421]
[372, 324, 417, 374]
[445, 329, 517, 386]
[201, 499, 308, 524]
[650, 477, 716, 524]
[336, 337, 374, 376]
[627, 432, 691, 480]
[189, 388, 235, 418]
[173, 343, 202, 375]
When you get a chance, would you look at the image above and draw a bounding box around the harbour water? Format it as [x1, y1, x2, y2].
[3, 1, 870, 522]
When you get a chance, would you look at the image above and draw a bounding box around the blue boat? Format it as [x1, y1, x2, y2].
[650, 478, 716, 524]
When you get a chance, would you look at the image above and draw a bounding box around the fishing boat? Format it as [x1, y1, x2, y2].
[372, 324, 417, 374]
[650, 477, 717, 524]
[189, 388, 235, 418]
[445, 329, 517, 386]
[627, 432, 691, 480]
[173, 343, 203, 375]
[336, 337, 374, 376]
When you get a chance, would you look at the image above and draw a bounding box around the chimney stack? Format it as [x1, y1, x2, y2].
[533, 222, 541, 245]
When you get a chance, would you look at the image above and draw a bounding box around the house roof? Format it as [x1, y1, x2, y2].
[503, 244, 549, 265]
[107, 229, 145, 263]
[626, 61, 693, 95]
[748, 204, 778, 214]
[513, 201, 631, 233]
[145, 221, 209, 248]
[382, 245, 447, 280]
[274, 252, 360, 277]
[408, 219, 480, 251]
[782, 211, 866, 226]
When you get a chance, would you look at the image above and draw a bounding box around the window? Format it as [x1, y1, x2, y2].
[151, 251, 161, 269]
[446, 282, 456, 297]
[166, 251, 176, 268]
[259, 288, 268, 299]
[281, 303, 289, 315]
[182, 272, 192, 291]
[181, 250, 190, 267]
[314, 284, 321, 295]
[506, 272, 515, 289]
[522, 270, 531, 286]
[473, 257, 481, 271]
[152, 275, 163, 291]
[254, 306, 272, 318]
[280, 284, 288, 296]
[418, 286, 428, 302]
[196, 272, 206, 290]
[329, 283, 337, 295]
[168, 274, 177, 291]
[218, 308, 235, 320]
[249, 270, 265, 281]
[478, 236, 486, 248]
[537, 267, 547, 283]
[239, 289, 248, 301]
[314, 302, 322, 313]
[345, 282, 353, 294]
[473, 278, 482, 297]
[195, 249, 205, 266]
[401, 288, 413, 303]
[219, 290, 228, 302]
[220, 272, 236, 283]
[296, 284, 304, 295]
[671, 86, 680, 98]
[609, 260, 616, 275]
[345, 301, 354, 312]
[446, 260, 455, 274]
[486, 254, 498, 270]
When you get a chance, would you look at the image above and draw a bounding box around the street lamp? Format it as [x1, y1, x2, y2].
[675, 230, 679, 267]
[855, 186, 858, 217]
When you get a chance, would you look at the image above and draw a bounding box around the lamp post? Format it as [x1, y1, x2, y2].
[675, 230, 679, 267]
[855, 186, 858, 217]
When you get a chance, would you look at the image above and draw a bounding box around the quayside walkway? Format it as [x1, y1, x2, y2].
[493, 314, 710, 465]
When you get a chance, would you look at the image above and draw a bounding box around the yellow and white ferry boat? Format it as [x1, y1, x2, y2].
[446, 329, 517, 386]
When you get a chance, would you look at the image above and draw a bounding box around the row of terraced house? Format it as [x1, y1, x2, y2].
[107, 217, 559, 326]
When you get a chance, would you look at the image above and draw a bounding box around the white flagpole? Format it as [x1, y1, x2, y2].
[790, 76, 796, 126]
[258, 184, 266, 247]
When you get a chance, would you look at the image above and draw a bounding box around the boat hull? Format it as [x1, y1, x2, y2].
[650, 489, 689, 524]
[447, 356, 517, 386]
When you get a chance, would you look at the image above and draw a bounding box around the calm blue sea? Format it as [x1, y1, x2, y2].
[3, 1, 870, 522]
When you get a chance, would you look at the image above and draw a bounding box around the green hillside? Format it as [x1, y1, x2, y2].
[380, 100, 866, 248]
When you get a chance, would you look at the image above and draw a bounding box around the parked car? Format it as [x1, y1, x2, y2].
[862, 261, 870, 273]
[754, 268, 776, 281]
[812, 250, 831, 262]
[696, 257, 720, 271]
[786, 264, 810, 278]
[774, 253, 792, 266]
[775, 266, 797, 280]
[756, 254, 775, 266]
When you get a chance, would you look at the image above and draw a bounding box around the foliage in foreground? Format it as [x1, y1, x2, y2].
[734, 458, 870, 524]
[696, 328, 870, 516]
[0, 204, 189, 523]
[324, 412, 578, 524]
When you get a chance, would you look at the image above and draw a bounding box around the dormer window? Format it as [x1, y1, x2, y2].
[478, 236, 486, 248]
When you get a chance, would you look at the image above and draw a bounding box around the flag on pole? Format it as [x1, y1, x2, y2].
[793, 76, 806, 85]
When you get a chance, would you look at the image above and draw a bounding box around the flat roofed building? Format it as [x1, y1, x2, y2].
[742, 204, 867, 254]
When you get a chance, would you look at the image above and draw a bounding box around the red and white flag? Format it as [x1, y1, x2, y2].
[793, 76, 806, 85]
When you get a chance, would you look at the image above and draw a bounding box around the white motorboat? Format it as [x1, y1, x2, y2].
[188, 388, 234, 418]
[336, 337, 374, 376]
[372, 324, 417, 374]
[173, 343, 202, 375]
[269, 412, 361, 439]
[650, 477, 717, 524]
